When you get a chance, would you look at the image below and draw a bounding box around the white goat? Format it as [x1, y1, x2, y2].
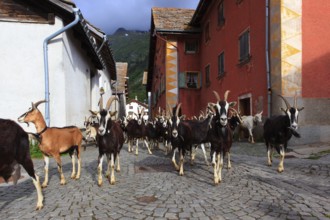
[238, 111, 263, 143]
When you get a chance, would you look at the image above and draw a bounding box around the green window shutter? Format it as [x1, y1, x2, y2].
[179, 72, 186, 88]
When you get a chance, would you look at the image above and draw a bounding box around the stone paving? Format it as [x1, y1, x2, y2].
[0, 142, 329, 220]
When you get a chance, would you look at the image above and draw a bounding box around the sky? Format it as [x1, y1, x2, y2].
[73, 0, 200, 35]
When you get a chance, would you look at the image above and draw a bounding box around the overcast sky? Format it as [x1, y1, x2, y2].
[74, 0, 200, 35]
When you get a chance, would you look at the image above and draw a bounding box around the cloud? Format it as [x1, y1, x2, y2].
[74, 0, 199, 34]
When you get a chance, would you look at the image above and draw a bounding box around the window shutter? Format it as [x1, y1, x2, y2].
[179, 72, 186, 88]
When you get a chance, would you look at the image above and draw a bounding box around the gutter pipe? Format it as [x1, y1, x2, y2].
[43, 8, 80, 126]
[97, 35, 107, 54]
[265, 0, 271, 117]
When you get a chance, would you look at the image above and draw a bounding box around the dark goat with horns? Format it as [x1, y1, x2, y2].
[263, 94, 304, 172]
[90, 96, 124, 186]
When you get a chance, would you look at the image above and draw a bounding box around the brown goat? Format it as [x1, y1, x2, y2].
[18, 100, 83, 187]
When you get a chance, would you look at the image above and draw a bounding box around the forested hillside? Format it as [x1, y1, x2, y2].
[108, 28, 149, 102]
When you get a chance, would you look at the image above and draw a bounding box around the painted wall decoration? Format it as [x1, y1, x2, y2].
[165, 41, 178, 111]
[271, 0, 302, 96]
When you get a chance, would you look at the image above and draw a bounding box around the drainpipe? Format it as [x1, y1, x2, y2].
[265, 0, 271, 117]
[43, 8, 80, 126]
[97, 35, 107, 53]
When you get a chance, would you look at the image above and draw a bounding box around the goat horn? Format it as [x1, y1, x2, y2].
[33, 100, 46, 109]
[230, 107, 243, 123]
[167, 102, 173, 117]
[278, 95, 291, 109]
[224, 90, 230, 101]
[106, 96, 118, 111]
[175, 103, 182, 117]
[213, 91, 221, 102]
[294, 94, 298, 108]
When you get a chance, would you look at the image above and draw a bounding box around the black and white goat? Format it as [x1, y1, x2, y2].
[207, 90, 236, 185]
[168, 103, 213, 176]
[0, 119, 43, 210]
[90, 96, 124, 185]
[263, 95, 304, 172]
[124, 109, 153, 155]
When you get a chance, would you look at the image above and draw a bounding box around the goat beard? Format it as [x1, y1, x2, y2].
[288, 127, 301, 138]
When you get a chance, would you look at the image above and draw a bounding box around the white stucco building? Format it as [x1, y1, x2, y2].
[0, 0, 117, 132]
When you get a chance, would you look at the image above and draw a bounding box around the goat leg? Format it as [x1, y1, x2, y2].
[172, 148, 179, 171]
[200, 144, 210, 166]
[110, 153, 116, 185]
[31, 174, 44, 210]
[97, 155, 104, 186]
[277, 145, 285, 173]
[212, 152, 219, 185]
[179, 150, 184, 176]
[218, 153, 223, 183]
[41, 156, 49, 188]
[116, 153, 121, 172]
[144, 139, 152, 155]
[227, 152, 231, 169]
[53, 155, 66, 185]
[70, 153, 76, 179]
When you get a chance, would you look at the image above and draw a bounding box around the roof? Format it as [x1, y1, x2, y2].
[190, 0, 212, 26]
[152, 7, 199, 33]
[147, 7, 200, 92]
[14, 0, 117, 80]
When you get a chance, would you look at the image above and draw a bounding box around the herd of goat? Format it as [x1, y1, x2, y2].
[0, 90, 304, 210]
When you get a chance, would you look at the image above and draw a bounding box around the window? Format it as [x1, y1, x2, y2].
[205, 65, 210, 86]
[239, 30, 250, 63]
[179, 72, 201, 89]
[204, 22, 210, 43]
[218, 1, 225, 27]
[185, 40, 199, 54]
[218, 52, 225, 77]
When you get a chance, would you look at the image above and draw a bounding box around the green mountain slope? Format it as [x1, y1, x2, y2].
[108, 28, 149, 102]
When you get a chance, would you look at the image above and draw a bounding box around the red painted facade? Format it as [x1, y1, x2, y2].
[147, 0, 330, 136]
[302, 0, 330, 98]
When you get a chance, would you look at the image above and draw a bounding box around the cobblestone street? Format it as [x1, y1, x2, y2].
[1, 142, 329, 220]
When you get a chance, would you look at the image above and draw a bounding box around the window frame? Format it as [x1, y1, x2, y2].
[218, 51, 225, 78]
[179, 71, 201, 89]
[205, 65, 211, 87]
[204, 21, 210, 43]
[217, 1, 225, 27]
[238, 29, 251, 64]
[185, 40, 199, 54]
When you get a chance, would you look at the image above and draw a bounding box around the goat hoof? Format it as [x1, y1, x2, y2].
[277, 168, 284, 173]
[41, 184, 47, 188]
[35, 205, 43, 210]
[98, 181, 103, 187]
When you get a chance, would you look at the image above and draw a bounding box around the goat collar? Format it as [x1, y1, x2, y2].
[37, 126, 48, 136]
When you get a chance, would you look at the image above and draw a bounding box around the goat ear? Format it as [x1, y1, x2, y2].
[229, 101, 237, 107]
[110, 111, 117, 117]
[280, 107, 286, 113]
[259, 111, 263, 115]
[89, 110, 98, 116]
[298, 107, 304, 111]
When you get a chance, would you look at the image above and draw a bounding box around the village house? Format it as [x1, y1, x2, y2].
[147, 0, 330, 144]
[0, 0, 118, 132]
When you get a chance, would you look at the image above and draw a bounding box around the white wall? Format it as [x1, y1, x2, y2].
[0, 20, 63, 132]
[0, 16, 110, 131]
